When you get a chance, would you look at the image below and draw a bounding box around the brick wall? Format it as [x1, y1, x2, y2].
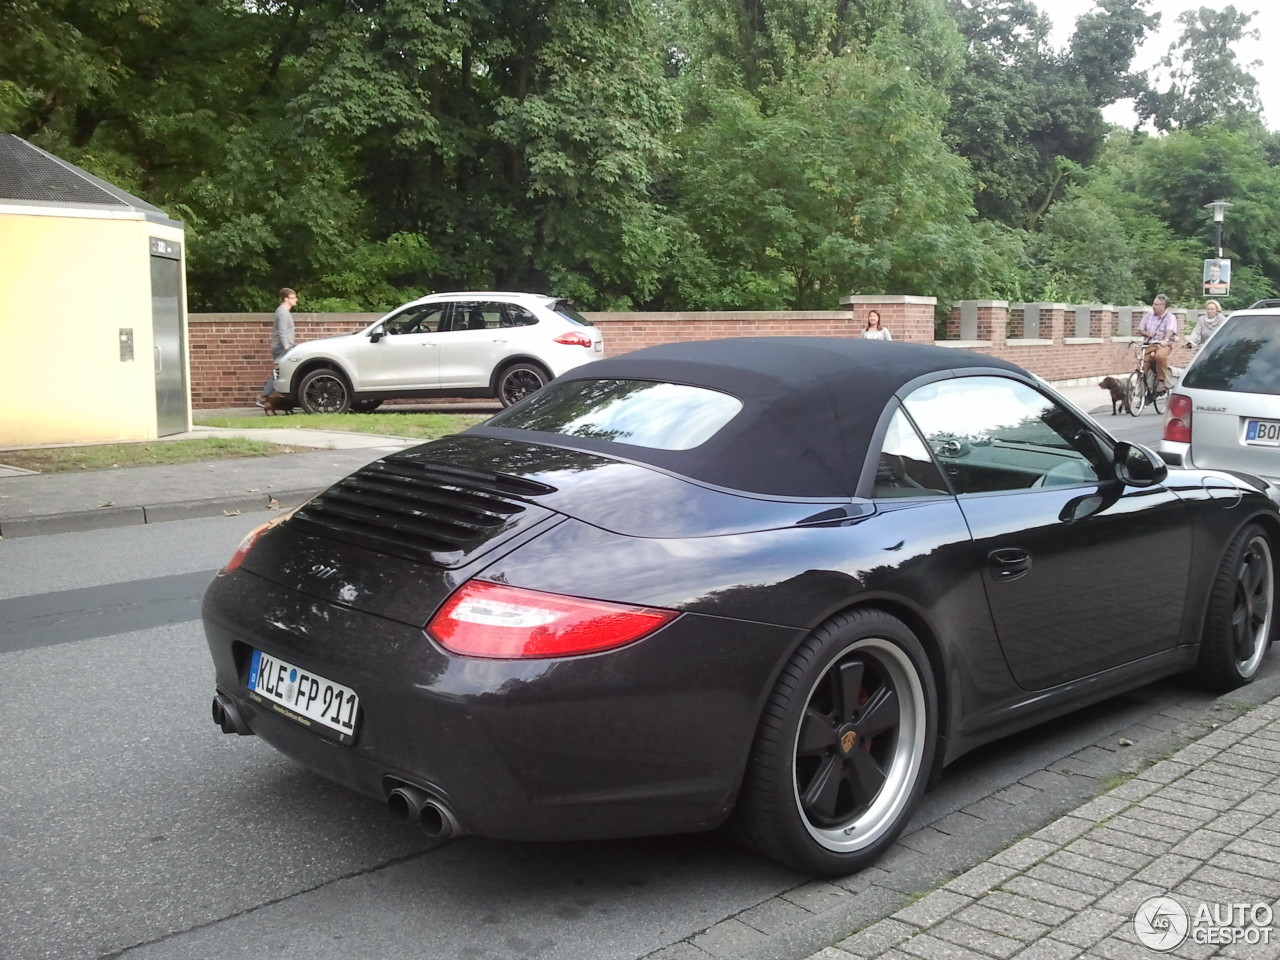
[188, 299, 1179, 408]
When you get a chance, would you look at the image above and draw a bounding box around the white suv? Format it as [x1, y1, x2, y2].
[276, 292, 605, 413]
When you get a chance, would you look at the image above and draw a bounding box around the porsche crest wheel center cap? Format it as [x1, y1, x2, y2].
[839, 730, 858, 754]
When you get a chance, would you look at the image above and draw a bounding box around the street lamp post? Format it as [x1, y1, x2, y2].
[1204, 199, 1233, 257]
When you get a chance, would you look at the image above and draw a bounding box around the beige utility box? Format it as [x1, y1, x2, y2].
[0, 135, 189, 446]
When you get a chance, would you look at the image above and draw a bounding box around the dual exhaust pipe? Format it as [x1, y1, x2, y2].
[211, 693, 463, 847]
[211, 693, 252, 736]
[387, 783, 465, 846]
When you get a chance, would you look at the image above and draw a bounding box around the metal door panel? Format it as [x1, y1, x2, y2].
[150, 238, 186, 436]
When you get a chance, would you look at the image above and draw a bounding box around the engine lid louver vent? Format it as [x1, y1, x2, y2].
[289, 455, 557, 567]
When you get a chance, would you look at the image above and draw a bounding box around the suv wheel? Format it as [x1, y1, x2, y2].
[298, 368, 351, 414]
[497, 363, 549, 407]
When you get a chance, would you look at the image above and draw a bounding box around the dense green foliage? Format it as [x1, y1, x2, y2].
[2, 0, 1276, 313]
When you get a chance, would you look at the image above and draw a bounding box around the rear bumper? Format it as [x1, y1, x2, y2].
[202, 570, 801, 841]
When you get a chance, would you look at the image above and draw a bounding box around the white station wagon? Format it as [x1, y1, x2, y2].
[275, 292, 605, 413]
[1161, 306, 1280, 482]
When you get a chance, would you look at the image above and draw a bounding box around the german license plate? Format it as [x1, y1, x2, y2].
[1245, 420, 1280, 445]
[247, 649, 359, 743]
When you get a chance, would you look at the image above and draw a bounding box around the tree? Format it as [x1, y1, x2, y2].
[291, 0, 677, 307]
[1067, 0, 1158, 107]
[943, 0, 1155, 229]
[1135, 5, 1262, 132]
[1060, 127, 1280, 308]
[662, 0, 996, 309]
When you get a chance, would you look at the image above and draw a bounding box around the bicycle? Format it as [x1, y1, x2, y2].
[1126, 339, 1167, 416]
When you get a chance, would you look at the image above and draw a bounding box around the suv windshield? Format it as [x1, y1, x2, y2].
[487, 378, 742, 450]
[1183, 314, 1280, 395]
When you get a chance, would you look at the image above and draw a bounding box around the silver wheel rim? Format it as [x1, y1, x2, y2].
[1234, 535, 1273, 677]
[791, 636, 926, 853]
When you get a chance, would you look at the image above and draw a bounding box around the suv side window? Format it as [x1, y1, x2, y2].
[382, 304, 446, 336]
[446, 301, 506, 332]
[503, 304, 538, 327]
[903, 377, 1105, 494]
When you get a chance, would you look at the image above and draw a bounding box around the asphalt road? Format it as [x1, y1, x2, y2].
[0, 412, 1239, 960]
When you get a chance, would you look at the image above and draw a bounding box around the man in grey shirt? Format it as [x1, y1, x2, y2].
[259, 288, 298, 405]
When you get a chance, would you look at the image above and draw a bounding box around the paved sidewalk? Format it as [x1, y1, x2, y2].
[0, 403, 502, 538]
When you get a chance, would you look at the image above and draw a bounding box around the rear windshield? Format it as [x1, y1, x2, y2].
[553, 300, 594, 326]
[487, 379, 743, 450]
[1183, 314, 1280, 395]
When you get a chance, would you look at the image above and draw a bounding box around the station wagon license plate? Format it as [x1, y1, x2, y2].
[1245, 420, 1280, 445]
[247, 649, 359, 743]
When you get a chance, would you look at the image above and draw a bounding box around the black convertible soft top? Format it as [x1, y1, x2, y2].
[473, 337, 1030, 497]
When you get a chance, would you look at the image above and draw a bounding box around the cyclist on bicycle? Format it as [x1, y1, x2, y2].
[1138, 294, 1177, 393]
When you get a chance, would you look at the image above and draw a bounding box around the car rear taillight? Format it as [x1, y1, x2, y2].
[218, 503, 308, 574]
[1164, 393, 1192, 444]
[221, 522, 271, 574]
[553, 330, 594, 348]
[427, 581, 677, 659]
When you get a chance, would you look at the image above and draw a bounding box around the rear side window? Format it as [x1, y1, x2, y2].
[553, 300, 594, 326]
[1183, 314, 1280, 394]
[487, 379, 742, 450]
[503, 304, 538, 327]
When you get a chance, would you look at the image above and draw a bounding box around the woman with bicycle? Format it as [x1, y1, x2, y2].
[1138, 294, 1178, 392]
[1186, 300, 1226, 355]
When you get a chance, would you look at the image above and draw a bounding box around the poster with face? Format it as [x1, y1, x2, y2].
[1204, 259, 1231, 297]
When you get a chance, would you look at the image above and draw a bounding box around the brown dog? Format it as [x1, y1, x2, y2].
[262, 392, 294, 416]
[1098, 377, 1129, 415]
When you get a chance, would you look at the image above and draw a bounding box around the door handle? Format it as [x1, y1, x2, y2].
[988, 548, 1031, 581]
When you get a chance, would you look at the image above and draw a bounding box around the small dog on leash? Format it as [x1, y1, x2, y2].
[1098, 377, 1129, 416]
[262, 392, 294, 416]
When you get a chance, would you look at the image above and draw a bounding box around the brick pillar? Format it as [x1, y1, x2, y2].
[974, 301, 1008, 348]
[1033, 303, 1067, 343]
[840, 295, 938, 344]
[1089, 305, 1114, 339]
[1009, 304, 1027, 338]
[945, 305, 962, 340]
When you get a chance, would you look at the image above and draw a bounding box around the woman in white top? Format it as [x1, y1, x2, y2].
[861, 309, 892, 341]
[1186, 300, 1226, 354]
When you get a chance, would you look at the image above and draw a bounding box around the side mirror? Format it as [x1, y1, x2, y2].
[1114, 441, 1168, 487]
[369, 328, 384, 343]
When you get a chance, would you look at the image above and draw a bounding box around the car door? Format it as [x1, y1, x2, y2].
[436, 300, 510, 388]
[366, 302, 448, 389]
[902, 375, 1192, 690]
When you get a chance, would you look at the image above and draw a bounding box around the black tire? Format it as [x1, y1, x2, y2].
[298, 368, 351, 415]
[1197, 523, 1275, 691]
[350, 399, 384, 413]
[1126, 371, 1145, 416]
[732, 610, 937, 876]
[497, 363, 549, 407]
[1149, 368, 1165, 415]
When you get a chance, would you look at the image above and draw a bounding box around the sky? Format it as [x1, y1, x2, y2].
[1043, 1, 1278, 129]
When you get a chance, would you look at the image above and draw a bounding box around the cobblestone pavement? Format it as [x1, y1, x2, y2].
[804, 699, 1280, 960]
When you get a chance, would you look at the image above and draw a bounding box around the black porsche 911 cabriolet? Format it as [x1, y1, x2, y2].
[203, 337, 1277, 876]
